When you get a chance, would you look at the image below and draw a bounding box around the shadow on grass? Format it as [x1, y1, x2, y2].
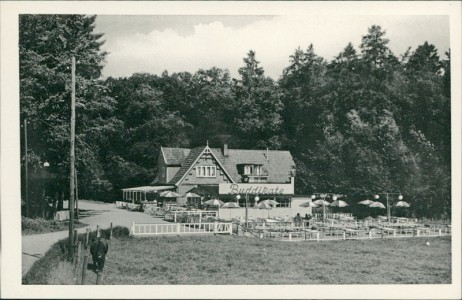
[78, 209, 110, 219]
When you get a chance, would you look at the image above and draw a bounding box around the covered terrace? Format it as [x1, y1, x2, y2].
[122, 186, 175, 203]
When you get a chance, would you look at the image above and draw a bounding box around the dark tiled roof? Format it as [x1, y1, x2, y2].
[168, 146, 205, 184]
[167, 146, 295, 185]
[161, 147, 190, 166]
[210, 148, 295, 184]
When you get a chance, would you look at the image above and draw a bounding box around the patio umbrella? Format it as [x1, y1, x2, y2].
[313, 199, 331, 222]
[394, 201, 410, 208]
[184, 192, 201, 198]
[299, 201, 318, 208]
[330, 199, 349, 207]
[255, 202, 273, 218]
[358, 199, 374, 205]
[259, 199, 279, 207]
[159, 191, 180, 207]
[313, 199, 331, 206]
[184, 192, 201, 208]
[160, 191, 180, 198]
[204, 199, 224, 207]
[221, 202, 240, 218]
[369, 201, 386, 209]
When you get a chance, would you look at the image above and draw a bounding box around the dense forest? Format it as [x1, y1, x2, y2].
[20, 15, 451, 219]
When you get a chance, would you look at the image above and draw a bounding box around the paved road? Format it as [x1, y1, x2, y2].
[22, 200, 167, 276]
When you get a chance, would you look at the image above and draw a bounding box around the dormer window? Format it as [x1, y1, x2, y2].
[238, 164, 268, 182]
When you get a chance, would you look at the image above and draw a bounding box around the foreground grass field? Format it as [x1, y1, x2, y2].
[23, 228, 451, 285]
[94, 235, 450, 285]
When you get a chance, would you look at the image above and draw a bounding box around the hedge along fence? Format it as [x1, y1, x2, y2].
[23, 226, 130, 284]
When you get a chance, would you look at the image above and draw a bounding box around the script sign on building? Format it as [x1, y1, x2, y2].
[219, 183, 294, 196]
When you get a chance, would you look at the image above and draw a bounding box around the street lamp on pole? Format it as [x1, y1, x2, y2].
[375, 193, 403, 222]
[236, 193, 258, 229]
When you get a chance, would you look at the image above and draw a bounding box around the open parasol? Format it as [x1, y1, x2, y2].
[204, 199, 224, 207]
[394, 201, 411, 208]
[358, 199, 374, 205]
[258, 199, 279, 207]
[369, 201, 386, 209]
[313, 199, 331, 206]
[221, 202, 240, 218]
[160, 191, 180, 198]
[185, 192, 201, 198]
[330, 199, 349, 207]
[299, 201, 318, 208]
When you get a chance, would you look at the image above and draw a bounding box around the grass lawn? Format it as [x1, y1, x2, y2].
[85, 235, 451, 285]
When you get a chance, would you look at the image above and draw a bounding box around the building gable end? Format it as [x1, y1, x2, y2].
[174, 146, 235, 186]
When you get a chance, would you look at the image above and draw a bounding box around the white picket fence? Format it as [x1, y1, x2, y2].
[256, 226, 451, 242]
[130, 222, 233, 236]
[165, 210, 218, 222]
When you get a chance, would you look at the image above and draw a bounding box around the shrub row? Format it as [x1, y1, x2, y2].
[22, 217, 60, 234]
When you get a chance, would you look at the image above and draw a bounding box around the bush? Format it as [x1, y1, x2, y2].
[111, 226, 130, 238]
[22, 216, 87, 235]
[22, 217, 57, 233]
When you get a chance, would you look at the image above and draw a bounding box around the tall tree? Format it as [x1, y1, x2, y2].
[20, 15, 117, 206]
[232, 50, 283, 148]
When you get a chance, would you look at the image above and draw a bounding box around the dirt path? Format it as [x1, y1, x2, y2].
[22, 200, 167, 276]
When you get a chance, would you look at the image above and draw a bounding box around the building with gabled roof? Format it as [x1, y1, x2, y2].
[155, 144, 296, 208]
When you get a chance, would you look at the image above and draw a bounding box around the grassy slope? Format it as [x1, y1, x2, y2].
[99, 235, 451, 285]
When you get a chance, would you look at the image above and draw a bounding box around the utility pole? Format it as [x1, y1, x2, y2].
[69, 57, 76, 261]
[24, 118, 29, 217]
[75, 169, 79, 222]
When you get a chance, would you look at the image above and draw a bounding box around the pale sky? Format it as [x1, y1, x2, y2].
[95, 15, 449, 80]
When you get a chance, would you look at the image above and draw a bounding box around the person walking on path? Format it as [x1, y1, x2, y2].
[22, 200, 167, 276]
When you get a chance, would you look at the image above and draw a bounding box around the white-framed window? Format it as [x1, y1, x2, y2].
[196, 166, 216, 177]
[255, 165, 262, 175]
[244, 165, 253, 175]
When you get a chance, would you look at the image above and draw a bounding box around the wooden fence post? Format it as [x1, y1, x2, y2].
[75, 241, 81, 268]
[213, 222, 218, 235]
[110, 222, 113, 240]
[342, 232, 346, 240]
[72, 229, 78, 264]
[316, 232, 320, 242]
[81, 243, 88, 285]
[177, 223, 180, 236]
[416, 229, 420, 237]
[368, 231, 372, 239]
[96, 272, 103, 285]
[85, 228, 90, 247]
[289, 232, 292, 241]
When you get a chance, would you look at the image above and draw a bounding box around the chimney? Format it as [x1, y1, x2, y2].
[223, 144, 228, 156]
